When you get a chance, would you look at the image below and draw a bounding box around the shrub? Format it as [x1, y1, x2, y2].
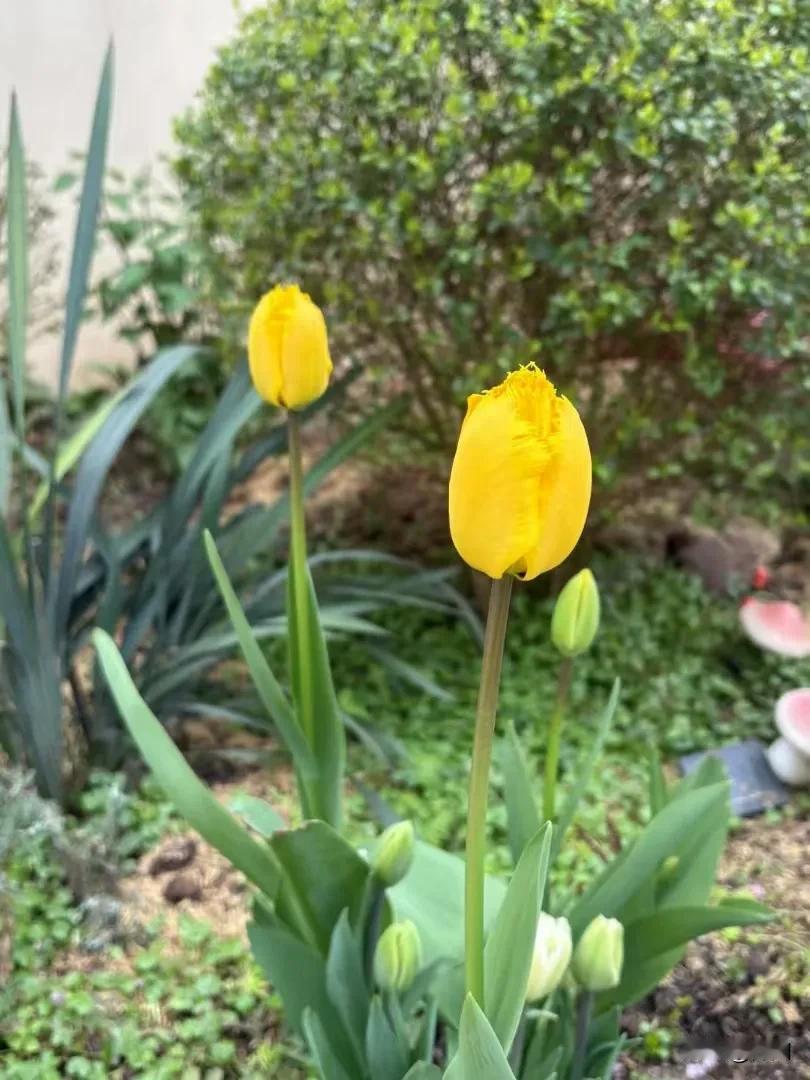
[175, 0, 810, 517]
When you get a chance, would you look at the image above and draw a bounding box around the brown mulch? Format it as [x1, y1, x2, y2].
[117, 766, 296, 951]
[621, 814, 810, 1079]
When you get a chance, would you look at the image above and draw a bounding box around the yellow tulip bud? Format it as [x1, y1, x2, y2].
[526, 913, 572, 1002]
[373, 920, 422, 993]
[371, 821, 415, 887]
[551, 569, 600, 657]
[448, 366, 591, 581]
[572, 915, 624, 992]
[248, 284, 333, 409]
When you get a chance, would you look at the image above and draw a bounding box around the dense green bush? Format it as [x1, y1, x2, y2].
[175, 0, 810, 517]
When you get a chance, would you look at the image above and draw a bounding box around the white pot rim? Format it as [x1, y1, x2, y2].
[775, 688, 810, 756]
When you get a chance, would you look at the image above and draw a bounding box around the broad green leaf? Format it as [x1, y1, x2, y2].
[444, 995, 517, 1080]
[228, 792, 285, 837]
[602, 901, 772, 1008]
[499, 723, 541, 867]
[270, 821, 370, 955]
[654, 799, 729, 910]
[583, 1007, 623, 1078]
[484, 823, 552, 1050]
[568, 781, 729, 936]
[203, 530, 317, 778]
[389, 841, 506, 967]
[626, 902, 773, 963]
[249, 920, 358, 1076]
[326, 910, 369, 1064]
[93, 629, 281, 898]
[520, 1032, 563, 1080]
[365, 996, 410, 1080]
[302, 1009, 354, 1080]
[402, 1065, 442, 1079]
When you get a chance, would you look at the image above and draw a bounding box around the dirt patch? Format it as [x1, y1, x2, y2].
[621, 814, 810, 1079]
[117, 769, 296, 950]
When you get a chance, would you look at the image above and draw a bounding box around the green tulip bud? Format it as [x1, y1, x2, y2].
[551, 569, 600, 658]
[371, 820, 415, 887]
[525, 913, 572, 1002]
[572, 915, 624, 992]
[373, 920, 422, 993]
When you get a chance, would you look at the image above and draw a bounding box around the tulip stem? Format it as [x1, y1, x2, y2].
[542, 657, 573, 822]
[465, 574, 513, 1007]
[287, 411, 315, 745]
[571, 990, 594, 1080]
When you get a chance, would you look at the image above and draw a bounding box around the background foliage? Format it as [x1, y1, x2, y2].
[0, 155, 57, 388]
[174, 0, 810, 520]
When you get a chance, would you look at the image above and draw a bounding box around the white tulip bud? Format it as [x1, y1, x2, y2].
[525, 913, 572, 1002]
[572, 915, 624, 992]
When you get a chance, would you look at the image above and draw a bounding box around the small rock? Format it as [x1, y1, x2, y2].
[684, 1049, 719, 1079]
[746, 948, 770, 979]
[148, 837, 197, 876]
[162, 873, 202, 905]
[666, 530, 733, 594]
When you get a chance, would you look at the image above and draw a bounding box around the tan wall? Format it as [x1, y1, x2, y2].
[1, 0, 255, 387]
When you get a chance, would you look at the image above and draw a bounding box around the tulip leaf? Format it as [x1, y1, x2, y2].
[250, 921, 360, 1076]
[484, 822, 552, 1050]
[602, 901, 773, 1008]
[326, 910, 369, 1064]
[204, 529, 317, 778]
[302, 1008, 355, 1080]
[402, 1066, 442, 1080]
[286, 539, 345, 828]
[270, 821, 371, 956]
[93, 629, 283, 899]
[228, 792, 285, 838]
[444, 995, 517, 1080]
[365, 996, 411, 1080]
[567, 780, 729, 937]
[389, 841, 506, 967]
[499, 722, 541, 867]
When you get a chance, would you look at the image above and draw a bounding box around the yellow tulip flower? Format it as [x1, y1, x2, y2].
[449, 365, 591, 581]
[248, 284, 333, 409]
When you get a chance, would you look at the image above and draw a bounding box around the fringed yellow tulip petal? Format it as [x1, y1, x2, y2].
[280, 295, 332, 408]
[248, 291, 284, 406]
[519, 398, 591, 579]
[448, 366, 591, 581]
[248, 284, 333, 409]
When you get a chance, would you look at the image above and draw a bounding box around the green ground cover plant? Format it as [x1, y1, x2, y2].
[2, 557, 803, 1076]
